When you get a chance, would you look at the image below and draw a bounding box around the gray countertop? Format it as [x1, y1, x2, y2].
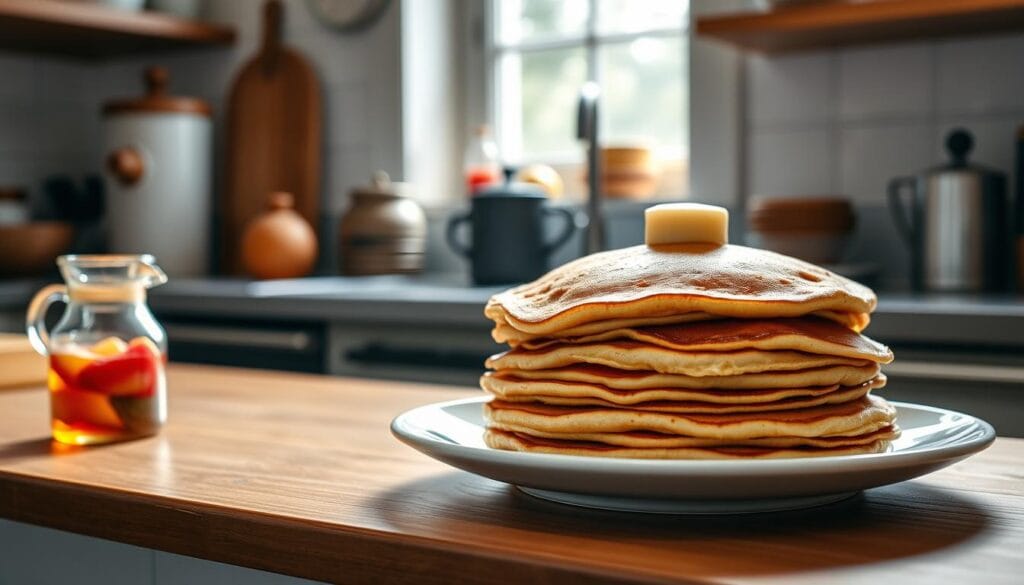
[2, 276, 1023, 346]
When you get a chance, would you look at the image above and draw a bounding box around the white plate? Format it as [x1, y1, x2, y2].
[391, 397, 995, 514]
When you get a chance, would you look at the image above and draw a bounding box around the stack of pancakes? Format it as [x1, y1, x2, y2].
[481, 243, 897, 459]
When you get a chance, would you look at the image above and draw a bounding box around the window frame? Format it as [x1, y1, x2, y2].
[485, 0, 691, 167]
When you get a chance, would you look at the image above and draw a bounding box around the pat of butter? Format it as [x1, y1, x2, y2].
[645, 203, 729, 247]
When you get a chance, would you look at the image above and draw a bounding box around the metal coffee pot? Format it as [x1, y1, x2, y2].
[888, 129, 1010, 292]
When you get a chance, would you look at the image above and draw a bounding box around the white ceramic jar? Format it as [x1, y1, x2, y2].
[102, 67, 212, 276]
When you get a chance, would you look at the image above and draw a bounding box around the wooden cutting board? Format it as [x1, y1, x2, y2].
[0, 334, 46, 389]
[221, 0, 322, 275]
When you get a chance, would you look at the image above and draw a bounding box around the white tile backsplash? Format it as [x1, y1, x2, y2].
[838, 44, 933, 121]
[0, 54, 34, 100]
[839, 123, 934, 205]
[324, 144, 372, 214]
[748, 128, 834, 196]
[936, 33, 1024, 115]
[0, 100, 38, 155]
[326, 80, 369, 148]
[934, 116, 1021, 181]
[745, 31, 1024, 288]
[747, 52, 834, 127]
[846, 203, 912, 290]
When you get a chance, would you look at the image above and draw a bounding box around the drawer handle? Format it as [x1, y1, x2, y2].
[164, 324, 315, 352]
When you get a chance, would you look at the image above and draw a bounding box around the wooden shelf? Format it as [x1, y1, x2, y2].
[696, 0, 1024, 53]
[0, 0, 235, 59]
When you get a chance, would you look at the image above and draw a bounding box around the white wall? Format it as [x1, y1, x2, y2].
[401, 0, 462, 205]
[688, 0, 744, 209]
[743, 33, 1024, 289]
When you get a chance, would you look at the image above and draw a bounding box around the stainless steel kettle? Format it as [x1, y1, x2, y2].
[888, 129, 1010, 292]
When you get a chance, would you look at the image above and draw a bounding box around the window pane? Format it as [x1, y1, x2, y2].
[497, 0, 589, 45]
[598, 36, 687, 156]
[498, 47, 588, 161]
[596, 0, 688, 35]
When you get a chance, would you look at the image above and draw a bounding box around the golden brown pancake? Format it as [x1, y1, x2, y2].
[486, 381, 876, 414]
[485, 428, 894, 459]
[482, 372, 887, 406]
[494, 310, 870, 346]
[488, 423, 899, 449]
[483, 394, 896, 439]
[493, 385, 872, 414]
[486, 243, 875, 338]
[493, 312, 720, 346]
[487, 342, 869, 377]
[502, 362, 881, 390]
[518, 317, 893, 363]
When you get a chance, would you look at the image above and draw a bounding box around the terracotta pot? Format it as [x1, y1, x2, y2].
[241, 192, 318, 280]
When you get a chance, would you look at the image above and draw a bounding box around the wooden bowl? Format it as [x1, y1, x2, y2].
[748, 196, 855, 232]
[601, 147, 659, 200]
[0, 222, 74, 277]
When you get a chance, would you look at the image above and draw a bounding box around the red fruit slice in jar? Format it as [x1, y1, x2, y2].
[50, 350, 98, 387]
[78, 344, 159, 397]
[128, 336, 162, 360]
[91, 336, 129, 357]
[51, 387, 123, 429]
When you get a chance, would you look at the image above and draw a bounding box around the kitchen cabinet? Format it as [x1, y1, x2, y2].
[0, 364, 1021, 584]
[0, 520, 317, 584]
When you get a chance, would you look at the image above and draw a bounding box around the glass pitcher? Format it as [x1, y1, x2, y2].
[26, 255, 168, 445]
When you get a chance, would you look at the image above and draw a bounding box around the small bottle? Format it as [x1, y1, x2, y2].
[464, 124, 500, 196]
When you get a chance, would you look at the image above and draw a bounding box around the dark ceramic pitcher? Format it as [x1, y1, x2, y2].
[446, 185, 577, 285]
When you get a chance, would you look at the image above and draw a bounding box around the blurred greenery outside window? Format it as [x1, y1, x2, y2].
[490, 0, 690, 199]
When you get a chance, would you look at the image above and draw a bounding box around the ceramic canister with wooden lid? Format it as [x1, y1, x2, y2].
[102, 66, 212, 276]
[339, 172, 427, 275]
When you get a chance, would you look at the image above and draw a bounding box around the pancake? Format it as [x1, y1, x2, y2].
[485, 428, 893, 459]
[518, 316, 893, 363]
[485, 380, 877, 414]
[482, 372, 887, 405]
[503, 362, 881, 390]
[494, 309, 870, 346]
[485, 243, 875, 338]
[483, 394, 897, 439]
[493, 312, 719, 346]
[488, 423, 900, 449]
[493, 384, 872, 414]
[487, 343, 869, 377]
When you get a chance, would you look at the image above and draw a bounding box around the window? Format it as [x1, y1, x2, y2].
[488, 0, 689, 198]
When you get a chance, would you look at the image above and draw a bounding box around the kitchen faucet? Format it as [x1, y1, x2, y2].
[577, 82, 605, 255]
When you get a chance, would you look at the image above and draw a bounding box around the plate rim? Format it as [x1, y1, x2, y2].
[391, 396, 996, 476]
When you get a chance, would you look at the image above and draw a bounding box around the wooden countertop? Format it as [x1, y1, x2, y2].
[0, 364, 1020, 584]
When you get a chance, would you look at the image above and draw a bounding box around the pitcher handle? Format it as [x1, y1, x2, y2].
[887, 176, 917, 247]
[25, 284, 67, 356]
[446, 212, 472, 258]
[542, 207, 578, 255]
